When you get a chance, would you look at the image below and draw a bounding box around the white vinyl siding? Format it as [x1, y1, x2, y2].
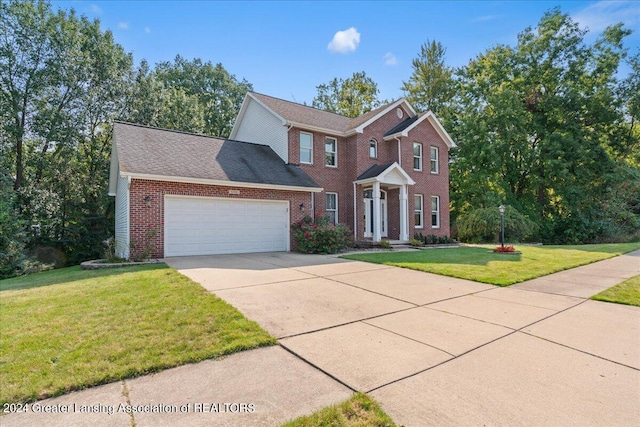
[430, 146, 439, 174]
[300, 132, 313, 164]
[413, 142, 423, 171]
[414, 194, 424, 229]
[431, 196, 440, 228]
[326, 192, 338, 224]
[234, 98, 289, 162]
[115, 175, 130, 258]
[164, 196, 289, 257]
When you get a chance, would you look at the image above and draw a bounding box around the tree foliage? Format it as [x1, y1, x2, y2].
[0, 0, 255, 273]
[456, 206, 538, 243]
[402, 40, 456, 117]
[420, 9, 640, 243]
[312, 71, 385, 117]
[124, 56, 252, 137]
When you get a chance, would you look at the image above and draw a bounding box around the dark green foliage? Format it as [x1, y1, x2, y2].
[456, 206, 538, 243]
[403, 9, 640, 244]
[413, 233, 456, 245]
[312, 71, 386, 117]
[291, 216, 352, 254]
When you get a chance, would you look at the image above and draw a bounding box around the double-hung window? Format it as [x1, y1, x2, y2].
[326, 192, 338, 224]
[414, 194, 424, 228]
[325, 137, 337, 167]
[413, 142, 423, 171]
[431, 196, 440, 228]
[430, 146, 439, 174]
[300, 132, 313, 164]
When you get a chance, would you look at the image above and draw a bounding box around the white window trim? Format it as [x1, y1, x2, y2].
[430, 146, 439, 174]
[326, 192, 338, 224]
[431, 195, 440, 229]
[413, 142, 423, 171]
[300, 131, 313, 164]
[325, 136, 337, 168]
[369, 138, 378, 158]
[414, 194, 424, 229]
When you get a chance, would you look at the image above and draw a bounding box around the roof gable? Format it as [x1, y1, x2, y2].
[355, 162, 416, 186]
[383, 111, 456, 148]
[233, 92, 419, 137]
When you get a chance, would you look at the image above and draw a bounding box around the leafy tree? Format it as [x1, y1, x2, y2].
[402, 40, 456, 117]
[312, 71, 385, 117]
[1, 0, 133, 264]
[447, 9, 638, 243]
[153, 55, 252, 137]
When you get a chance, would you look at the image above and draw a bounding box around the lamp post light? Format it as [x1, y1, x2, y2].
[498, 205, 506, 248]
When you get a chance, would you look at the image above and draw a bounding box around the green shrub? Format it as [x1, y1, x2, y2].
[456, 206, 538, 243]
[379, 239, 392, 249]
[291, 215, 351, 254]
[413, 233, 456, 245]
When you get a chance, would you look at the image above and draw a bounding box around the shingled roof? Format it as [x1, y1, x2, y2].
[110, 122, 320, 192]
[247, 92, 414, 135]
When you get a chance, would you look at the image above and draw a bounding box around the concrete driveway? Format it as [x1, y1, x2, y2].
[4, 251, 637, 427]
[166, 251, 640, 426]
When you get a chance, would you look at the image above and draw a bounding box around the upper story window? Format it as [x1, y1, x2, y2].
[430, 146, 439, 174]
[413, 142, 423, 171]
[369, 139, 378, 158]
[325, 137, 337, 167]
[300, 132, 313, 164]
[326, 192, 338, 224]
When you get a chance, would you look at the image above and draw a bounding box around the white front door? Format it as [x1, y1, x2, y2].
[363, 189, 387, 238]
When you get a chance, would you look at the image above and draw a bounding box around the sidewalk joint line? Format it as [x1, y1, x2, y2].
[361, 321, 456, 357]
[278, 343, 358, 393]
[121, 380, 137, 427]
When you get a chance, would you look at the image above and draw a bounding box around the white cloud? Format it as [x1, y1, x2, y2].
[327, 27, 360, 54]
[118, 22, 129, 30]
[573, 0, 640, 33]
[384, 52, 397, 66]
[145, 26, 151, 34]
[88, 4, 102, 14]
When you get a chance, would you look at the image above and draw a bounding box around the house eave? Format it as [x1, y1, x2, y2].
[120, 172, 324, 193]
[286, 121, 347, 137]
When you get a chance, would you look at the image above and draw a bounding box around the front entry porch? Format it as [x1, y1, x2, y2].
[354, 163, 415, 243]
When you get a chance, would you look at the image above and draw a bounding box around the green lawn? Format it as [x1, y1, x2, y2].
[342, 243, 640, 286]
[0, 264, 275, 405]
[281, 393, 396, 427]
[591, 275, 640, 306]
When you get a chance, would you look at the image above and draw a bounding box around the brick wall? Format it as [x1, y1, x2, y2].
[285, 104, 451, 240]
[129, 179, 311, 259]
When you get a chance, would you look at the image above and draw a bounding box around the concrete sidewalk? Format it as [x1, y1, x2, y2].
[3, 250, 639, 426]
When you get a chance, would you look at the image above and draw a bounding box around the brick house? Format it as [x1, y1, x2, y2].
[108, 92, 454, 258]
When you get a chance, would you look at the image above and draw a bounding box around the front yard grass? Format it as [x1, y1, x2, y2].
[281, 393, 396, 427]
[342, 243, 640, 286]
[0, 264, 275, 405]
[591, 275, 640, 306]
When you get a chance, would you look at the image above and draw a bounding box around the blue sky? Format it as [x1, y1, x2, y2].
[53, 1, 640, 104]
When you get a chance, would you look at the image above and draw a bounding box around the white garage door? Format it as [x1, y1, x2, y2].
[164, 196, 289, 257]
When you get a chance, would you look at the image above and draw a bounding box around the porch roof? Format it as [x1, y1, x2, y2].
[354, 162, 416, 186]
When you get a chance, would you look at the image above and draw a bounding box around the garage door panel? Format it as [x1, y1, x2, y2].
[164, 196, 289, 257]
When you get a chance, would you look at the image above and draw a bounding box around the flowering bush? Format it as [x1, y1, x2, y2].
[493, 245, 516, 253]
[291, 215, 351, 254]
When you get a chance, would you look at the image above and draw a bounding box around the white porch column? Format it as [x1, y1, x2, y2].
[399, 184, 409, 241]
[373, 181, 382, 242]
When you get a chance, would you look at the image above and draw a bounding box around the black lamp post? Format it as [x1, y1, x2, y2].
[499, 205, 505, 248]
